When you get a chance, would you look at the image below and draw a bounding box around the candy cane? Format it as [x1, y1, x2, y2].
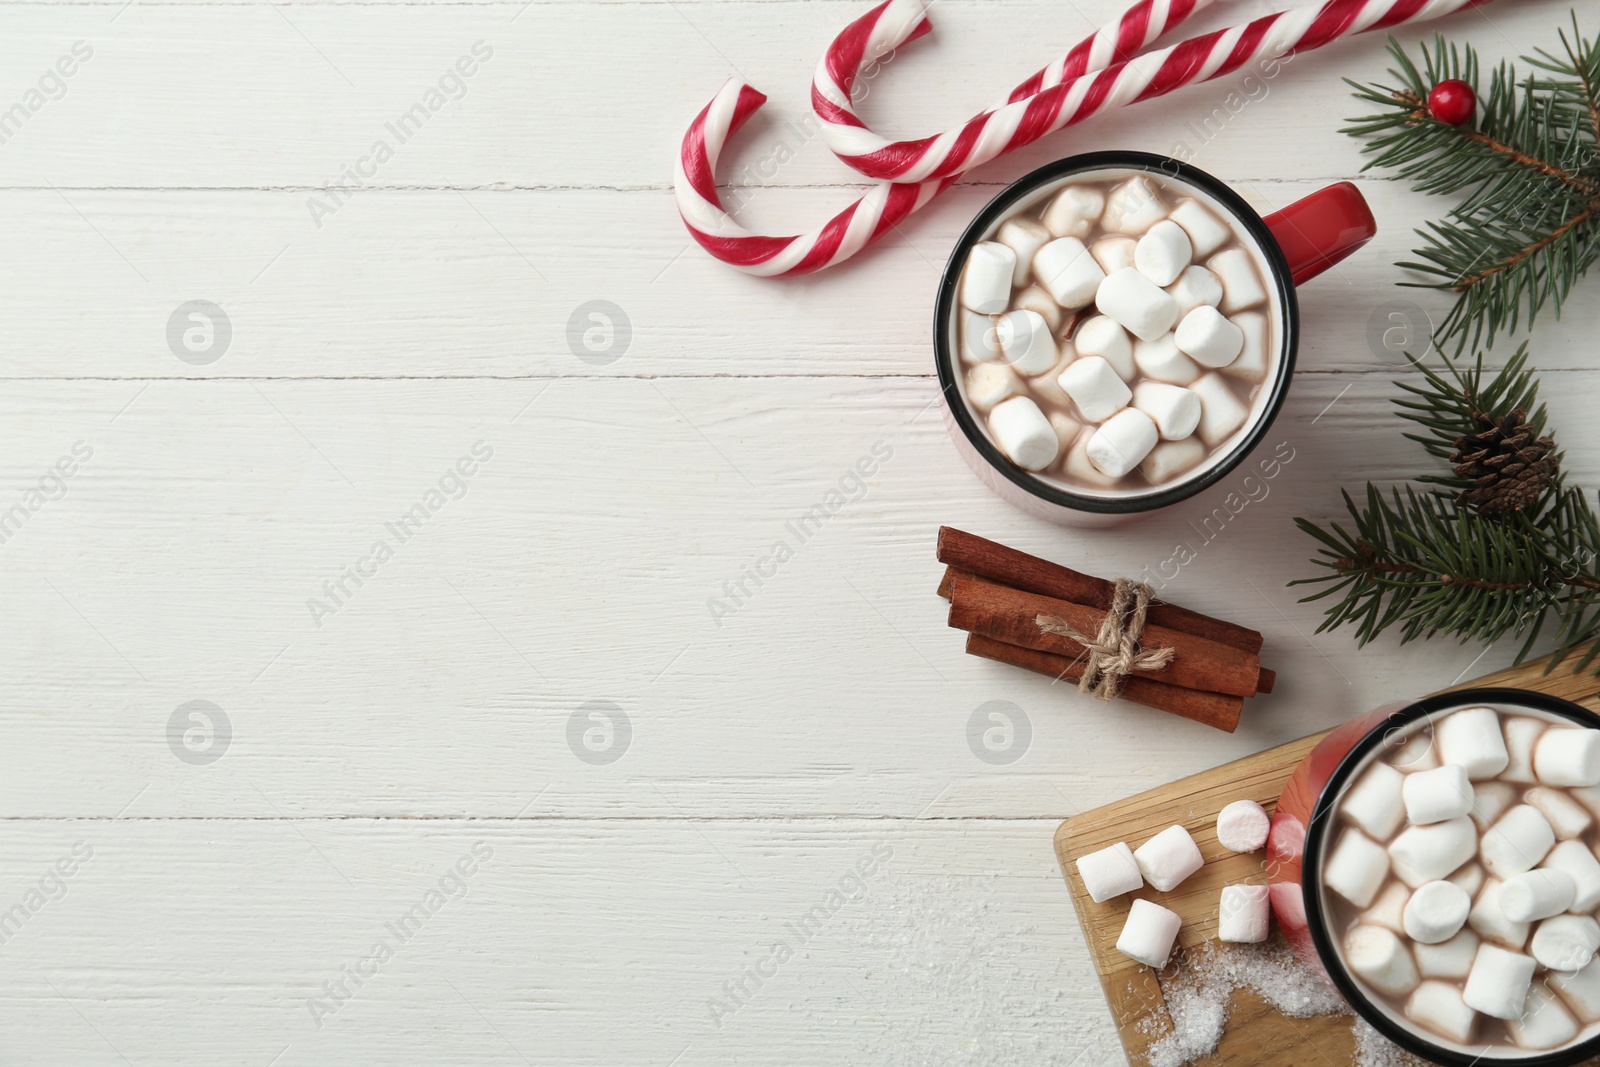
[816, 0, 1496, 182]
[676, 0, 1205, 276]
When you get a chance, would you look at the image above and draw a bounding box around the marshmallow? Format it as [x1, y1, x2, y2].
[1574, 785, 1600, 820]
[1096, 267, 1179, 341]
[1209, 248, 1267, 314]
[1134, 824, 1205, 893]
[1116, 898, 1182, 969]
[1500, 869, 1577, 922]
[1134, 220, 1192, 287]
[1416, 930, 1480, 979]
[1406, 981, 1477, 1044]
[1072, 315, 1135, 381]
[988, 396, 1060, 471]
[1216, 799, 1270, 853]
[1058, 356, 1132, 423]
[965, 362, 1021, 412]
[1042, 185, 1105, 239]
[1218, 884, 1270, 943]
[1169, 198, 1232, 258]
[997, 217, 1051, 287]
[1507, 983, 1579, 1050]
[1527, 786, 1594, 840]
[1064, 435, 1121, 488]
[1223, 311, 1272, 383]
[1544, 839, 1600, 911]
[1034, 237, 1106, 310]
[1392, 729, 1441, 772]
[1535, 727, 1600, 787]
[1167, 265, 1224, 318]
[1132, 382, 1201, 442]
[1503, 716, 1544, 783]
[1482, 805, 1557, 879]
[960, 311, 1002, 365]
[996, 309, 1059, 376]
[1190, 373, 1251, 448]
[1364, 881, 1412, 933]
[1450, 863, 1486, 899]
[1463, 942, 1537, 1020]
[1012, 284, 1063, 333]
[1436, 706, 1510, 780]
[1174, 306, 1245, 369]
[1471, 780, 1517, 831]
[1048, 411, 1082, 453]
[1090, 236, 1137, 275]
[1403, 763, 1475, 825]
[1102, 176, 1166, 235]
[961, 242, 1016, 314]
[1344, 924, 1419, 997]
[1133, 334, 1202, 386]
[1405, 880, 1472, 944]
[1032, 361, 1075, 409]
[1531, 913, 1600, 972]
[1076, 841, 1143, 903]
[1140, 439, 1206, 485]
[1550, 957, 1600, 1022]
[1470, 879, 1532, 949]
[1391, 817, 1477, 887]
[1087, 409, 1160, 480]
[1341, 761, 1406, 840]
[1326, 828, 1390, 908]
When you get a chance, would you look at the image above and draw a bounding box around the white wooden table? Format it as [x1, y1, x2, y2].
[1, 0, 1593, 1062]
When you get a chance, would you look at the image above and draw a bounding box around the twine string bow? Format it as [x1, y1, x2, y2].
[1036, 578, 1175, 700]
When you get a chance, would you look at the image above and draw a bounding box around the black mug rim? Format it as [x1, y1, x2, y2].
[933, 150, 1300, 515]
[1300, 687, 1600, 1066]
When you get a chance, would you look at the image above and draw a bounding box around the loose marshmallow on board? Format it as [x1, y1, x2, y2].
[1191, 373, 1251, 448]
[1132, 381, 1202, 442]
[1530, 913, 1600, 972]
[1088, 409, 1160, 480]
[1508, 984, 1579, 1050]
[965, 362, 1021, 412]
[1034, 237, 1106, 310]
[1076, 842, 1143, 903]
[1174, 306, 1245, 369]
[1140, 439, 1207, 485]
[1102, 176, 1166, 235]
[1341, 761, 1406, 840]
[1525, 786, 1593, 839]
[995, 309, 1059, 376]
[988, 397, 1060, 471]
[1551, 957, 1600, 1022]
[1209, 248, 1268, 314]
[1543, 838, 1600, 911]
[1462, 942, 1537, 1020]
[1133, 824, 1205, 893]
[1502, 717, 1544, 783]
[1134, 220, 1192, 287]
[1345, 924, 1420, 997]
[1216, 799, 1271, 853]
[1403, 880, 1472, 944]
[1169, 199, 1231, 258]
[1167, 265, 1224, 317]
[1218, 884, 1270, 943]
[1072, 315, 1135, 381]
[1390, 817, 1477, 887]
[1534, 727, 1600, 787]
[1133, 334, 1203, 386]
[1042, 185, 1105, 239]
[1091, 236, 1137, 275]
[1498, 868, 1576, 923]
[1096, 267, 1179, 341]
[961, 242, 1016, 314]
[997, 217, 1050, 287]
[960, 311, 1001, 365]
[1058, 356, 1132, 423]
[1469, 879, 1532, 949]
[1406, 981, 1477, 1044]
[1402, 763, 1475, 825]
[1436, 707, 1511, 779]
[1326, 828, 1391, 908]
[1116, 898, 1183, 969]
[1416, 930, 1480, 979]
[1481, 805, 1557, 878]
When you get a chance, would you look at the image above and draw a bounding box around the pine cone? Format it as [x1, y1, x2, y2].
[1450, 407, 1558, 514]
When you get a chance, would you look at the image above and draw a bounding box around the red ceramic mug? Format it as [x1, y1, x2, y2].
[934, 151, 1376, 527]
[1270, 687, 1600, 1065]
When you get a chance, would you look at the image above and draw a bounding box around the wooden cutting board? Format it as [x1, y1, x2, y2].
[1054, 656, 1600, 1066]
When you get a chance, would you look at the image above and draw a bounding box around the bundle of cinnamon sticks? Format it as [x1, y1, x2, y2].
[936, 527, 1275, 732]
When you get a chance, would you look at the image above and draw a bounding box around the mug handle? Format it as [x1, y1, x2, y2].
[1262, 181, 1377, 287]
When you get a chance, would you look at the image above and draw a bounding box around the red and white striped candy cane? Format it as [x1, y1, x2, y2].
[817, 0, 1497, 182]
[676, 0, 1207, 276]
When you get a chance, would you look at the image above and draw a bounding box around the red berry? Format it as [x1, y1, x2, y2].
[1427, 79, 1476, 126]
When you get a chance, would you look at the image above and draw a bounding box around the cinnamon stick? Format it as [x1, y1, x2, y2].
[936, 527, 1264, 654]
[948, 574, 1262, 699]
[964, 633, 1243, 732]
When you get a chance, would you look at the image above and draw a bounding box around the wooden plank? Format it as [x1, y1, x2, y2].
[1054, 656, 1600, 1065]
